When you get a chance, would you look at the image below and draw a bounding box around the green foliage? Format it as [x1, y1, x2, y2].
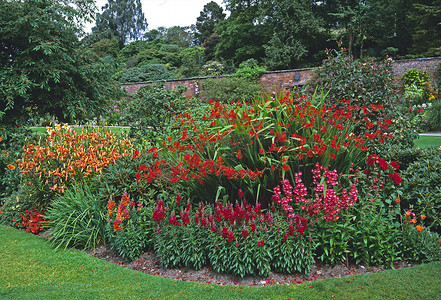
[153, 199, 314, 277]
[91, 38, 120, 58]
[399, 147, 441, 233]
[402, 69, 431, 90]
[195, 1, 226, 45]
[400, 223, 441, 263]
[201, 61, 224, 76]
[126, 83, 188, 142]
[105, 195, 154, 261]
[46, 184, 107, 250]
[92, 150, 162, 204]
[93, 0, 148, 49]
[178, 47, 206, 78]
[311, 48, 397, 107]
[383, 144, 423, 171]
[0, 126, 38, 199]
[231, 59, 267, 81]
[427, 98, 441, 131]
[201, 77, 263, 102]
[117, 64, 175, 83]
[0, 0, 123, 125]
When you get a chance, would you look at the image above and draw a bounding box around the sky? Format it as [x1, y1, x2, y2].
[87, 0, 226, 31]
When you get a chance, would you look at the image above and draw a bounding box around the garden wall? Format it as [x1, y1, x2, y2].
[121, 57, 441, 97]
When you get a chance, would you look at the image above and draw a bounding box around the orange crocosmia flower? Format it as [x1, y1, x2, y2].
[411, 219, 417, 223]
[7, 164, 15, 171]
[416, 225, 424, 232]
[395, 198, 400, 203]
[421, 214, 426, 220]
[0, 136, 3, 142]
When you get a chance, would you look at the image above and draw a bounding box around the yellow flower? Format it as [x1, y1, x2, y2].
[416, 225, 424, 232]
[7, 164, 15, 171]
[428, 94, 435, 101]
[421, 214, 426, 220]
[411, 219, 417, 223]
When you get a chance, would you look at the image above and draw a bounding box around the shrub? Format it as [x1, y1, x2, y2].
[125, 83, 188, 142]
[0, 126, 38, 200]
[231, 59, 266, 81]
[399, 210, 441, 263]
[427, 98, 441, 131]
[46, 184, 107, 250]
[201, 77, 263, 103]
[117, 64, 175, 83]
[310, 48, 397, 108]
[399, 147, 441, 233]
[402, 69, 431, 90]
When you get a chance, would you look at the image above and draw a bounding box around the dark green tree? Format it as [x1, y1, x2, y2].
[93, 0, 148, 49]
[261, 0, 327, 69]
[195, 1, 226, 45]
[410, 0, 441, 56]
[0, 0, 122, 124]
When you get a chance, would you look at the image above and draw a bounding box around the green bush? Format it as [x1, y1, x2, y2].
[117, 64, 175, 83]
[201, 77, 263, 103]
[427, 98, 441, 131]
[400, 219, 441, 263]
[383, 145, 423, 171]
[46, 184, 107, 250]
[125, 83, 188, 142]
[399, 147, 441, 233]
[402, 69, 431, 90]
[231, 59, 266, 81]
[310, 48, 397, 108]
[0, 126, 38, 200]
[105, 194, 154, 261]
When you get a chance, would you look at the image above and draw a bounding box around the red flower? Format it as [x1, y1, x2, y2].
[282, 164, 290, 171]
[257, 239, 265, 246]
[330, 153, 336, 160]
[238, 189, 244, 199]
[378, 158, 389, 171]
[241, 229, 249, 239]
[389, 172, 402, 185]
[390, 161, 400, 170]
[236, 149, 243, 159]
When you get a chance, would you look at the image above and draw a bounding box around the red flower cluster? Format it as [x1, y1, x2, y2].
[17, 208, 49, 234]
[365, 154, 401, 185]
[107, 193, 137, 231]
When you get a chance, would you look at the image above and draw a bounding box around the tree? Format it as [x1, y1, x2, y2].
[195, 1, 226, 45]
[93, 0, 148, 49]
[410, 0, 441, 56]
[0, 0, 122, 124]
[261, 0, 327, 69]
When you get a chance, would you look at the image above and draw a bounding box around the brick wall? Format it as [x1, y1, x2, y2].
[121, 57, 441, 97]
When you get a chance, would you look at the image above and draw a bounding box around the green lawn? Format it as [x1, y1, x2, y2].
[414, 135, 441, 148]
[1, 224, 440, 299]
[30, 126, 130, 135]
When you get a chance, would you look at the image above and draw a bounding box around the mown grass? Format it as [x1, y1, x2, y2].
[30, 126, 130, 136]
[414, 135, 441, 148]
[1, 224, 440, 299]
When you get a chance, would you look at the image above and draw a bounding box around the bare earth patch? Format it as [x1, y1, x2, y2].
[84, 245, 417, 287]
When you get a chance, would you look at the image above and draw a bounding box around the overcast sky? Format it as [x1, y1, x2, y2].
[87, 0, 226, 31]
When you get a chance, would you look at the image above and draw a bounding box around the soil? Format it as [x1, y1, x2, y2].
[83, 245, 418, 287]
